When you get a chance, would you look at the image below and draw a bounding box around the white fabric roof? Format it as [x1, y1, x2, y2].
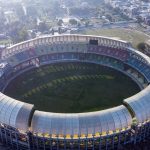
[124, 85, 150, 123]
[0, 93, 34, 130]
[31, 105, 132, 136]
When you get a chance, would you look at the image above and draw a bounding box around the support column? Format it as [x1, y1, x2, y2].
[78, 135, 80, 150]
[117, 133, 121, 149]
[15, 131, 19, 150]
[112, 133, 115, 149]
[56, 135, 59, 150]
[92, 134, 95, 150]
[10, 130, 13, 149]
[4, 128, 8, 145]
[42, 134, 45, 150]
[49, 134, 52, 150]
[64, 136, 66, 150]
[85, 136, 88, 150]
[0, 127, 4, 143]
[35, 133, 39, 150]
[26, 131, 32, 150]
[99, 134, 102, 150]
[71, 136, 74, 150]
[105, 136, 109, 150]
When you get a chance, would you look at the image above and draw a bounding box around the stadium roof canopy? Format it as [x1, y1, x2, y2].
[31, 105, 132, 137]
[0, 92, 34, 131]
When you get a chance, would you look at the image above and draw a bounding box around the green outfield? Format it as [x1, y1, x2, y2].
[5, 62, 140, 113]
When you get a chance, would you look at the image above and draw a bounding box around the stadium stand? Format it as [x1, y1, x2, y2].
[0, 35, 149, 149]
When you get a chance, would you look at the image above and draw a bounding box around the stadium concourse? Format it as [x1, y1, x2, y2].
[0, 34, 150, 150]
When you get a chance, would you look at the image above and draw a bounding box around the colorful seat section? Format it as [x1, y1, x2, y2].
[38, 52, 124, 71]
[87, 45, 129, 61]
[7, 48, 37, 66]
[0, 35, 150, 149]
[6, 44, 127, 66]
[0, 62, 13, 91]
[126, 56, 150, 81]
[5, 43, 150, 82]
[85, 53, 124, 70]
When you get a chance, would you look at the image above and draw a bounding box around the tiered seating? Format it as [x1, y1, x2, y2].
[0, 62, 13, 90]
[127, 57, 150, 81]
[47, 53, 58, 61]
[38, 55, 49, 63]
[0, 79, 5, 91]
[27, 43, 86, 60]
[34, 44, 76, 56]
[7, 55, 20, 66]
[27, 48, 37, 58]
[15, 51, 29, 62]
[35, 45, 49, 56]
[7, 43, 150, 82]
[39, 52, 80, 64]
[6, 48, 37, 66]
[38, 52, 124, 71]
[85, 53, 124, 70]
[0, 50, 2, 60]
[57, 52, 76, 60]
[87, 45, 128, 61]
[54, 43, 86, 53]
[5, 44, 118, 67]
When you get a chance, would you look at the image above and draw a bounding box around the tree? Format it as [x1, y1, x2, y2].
[69, 19, 78, 25]
[15, 4, 26, 21]
[26, 6, 38, 19]
[18, 28, 29, 42]
[8, 21, 29, 43]
[136, 16, 143, 23]
[106, 14, 113, 22]
[137, 42, 146, 52]
[57, 19, 63, 26]
[38, 22, 49, 32]
[114, 8, 120, 13]
[85, 21, 90, 27]
[0, 11, 6, 32]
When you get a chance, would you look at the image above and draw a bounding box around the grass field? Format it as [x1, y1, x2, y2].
[4, 62, 140, 113]
[83, 28, 150, 48]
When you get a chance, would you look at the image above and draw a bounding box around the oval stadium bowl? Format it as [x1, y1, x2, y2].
[0, 34, 150, 149]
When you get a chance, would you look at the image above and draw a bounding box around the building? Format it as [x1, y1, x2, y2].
[0, 34, 150, 149]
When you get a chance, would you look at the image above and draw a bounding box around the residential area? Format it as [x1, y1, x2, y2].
[0, 0, 150, 49]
